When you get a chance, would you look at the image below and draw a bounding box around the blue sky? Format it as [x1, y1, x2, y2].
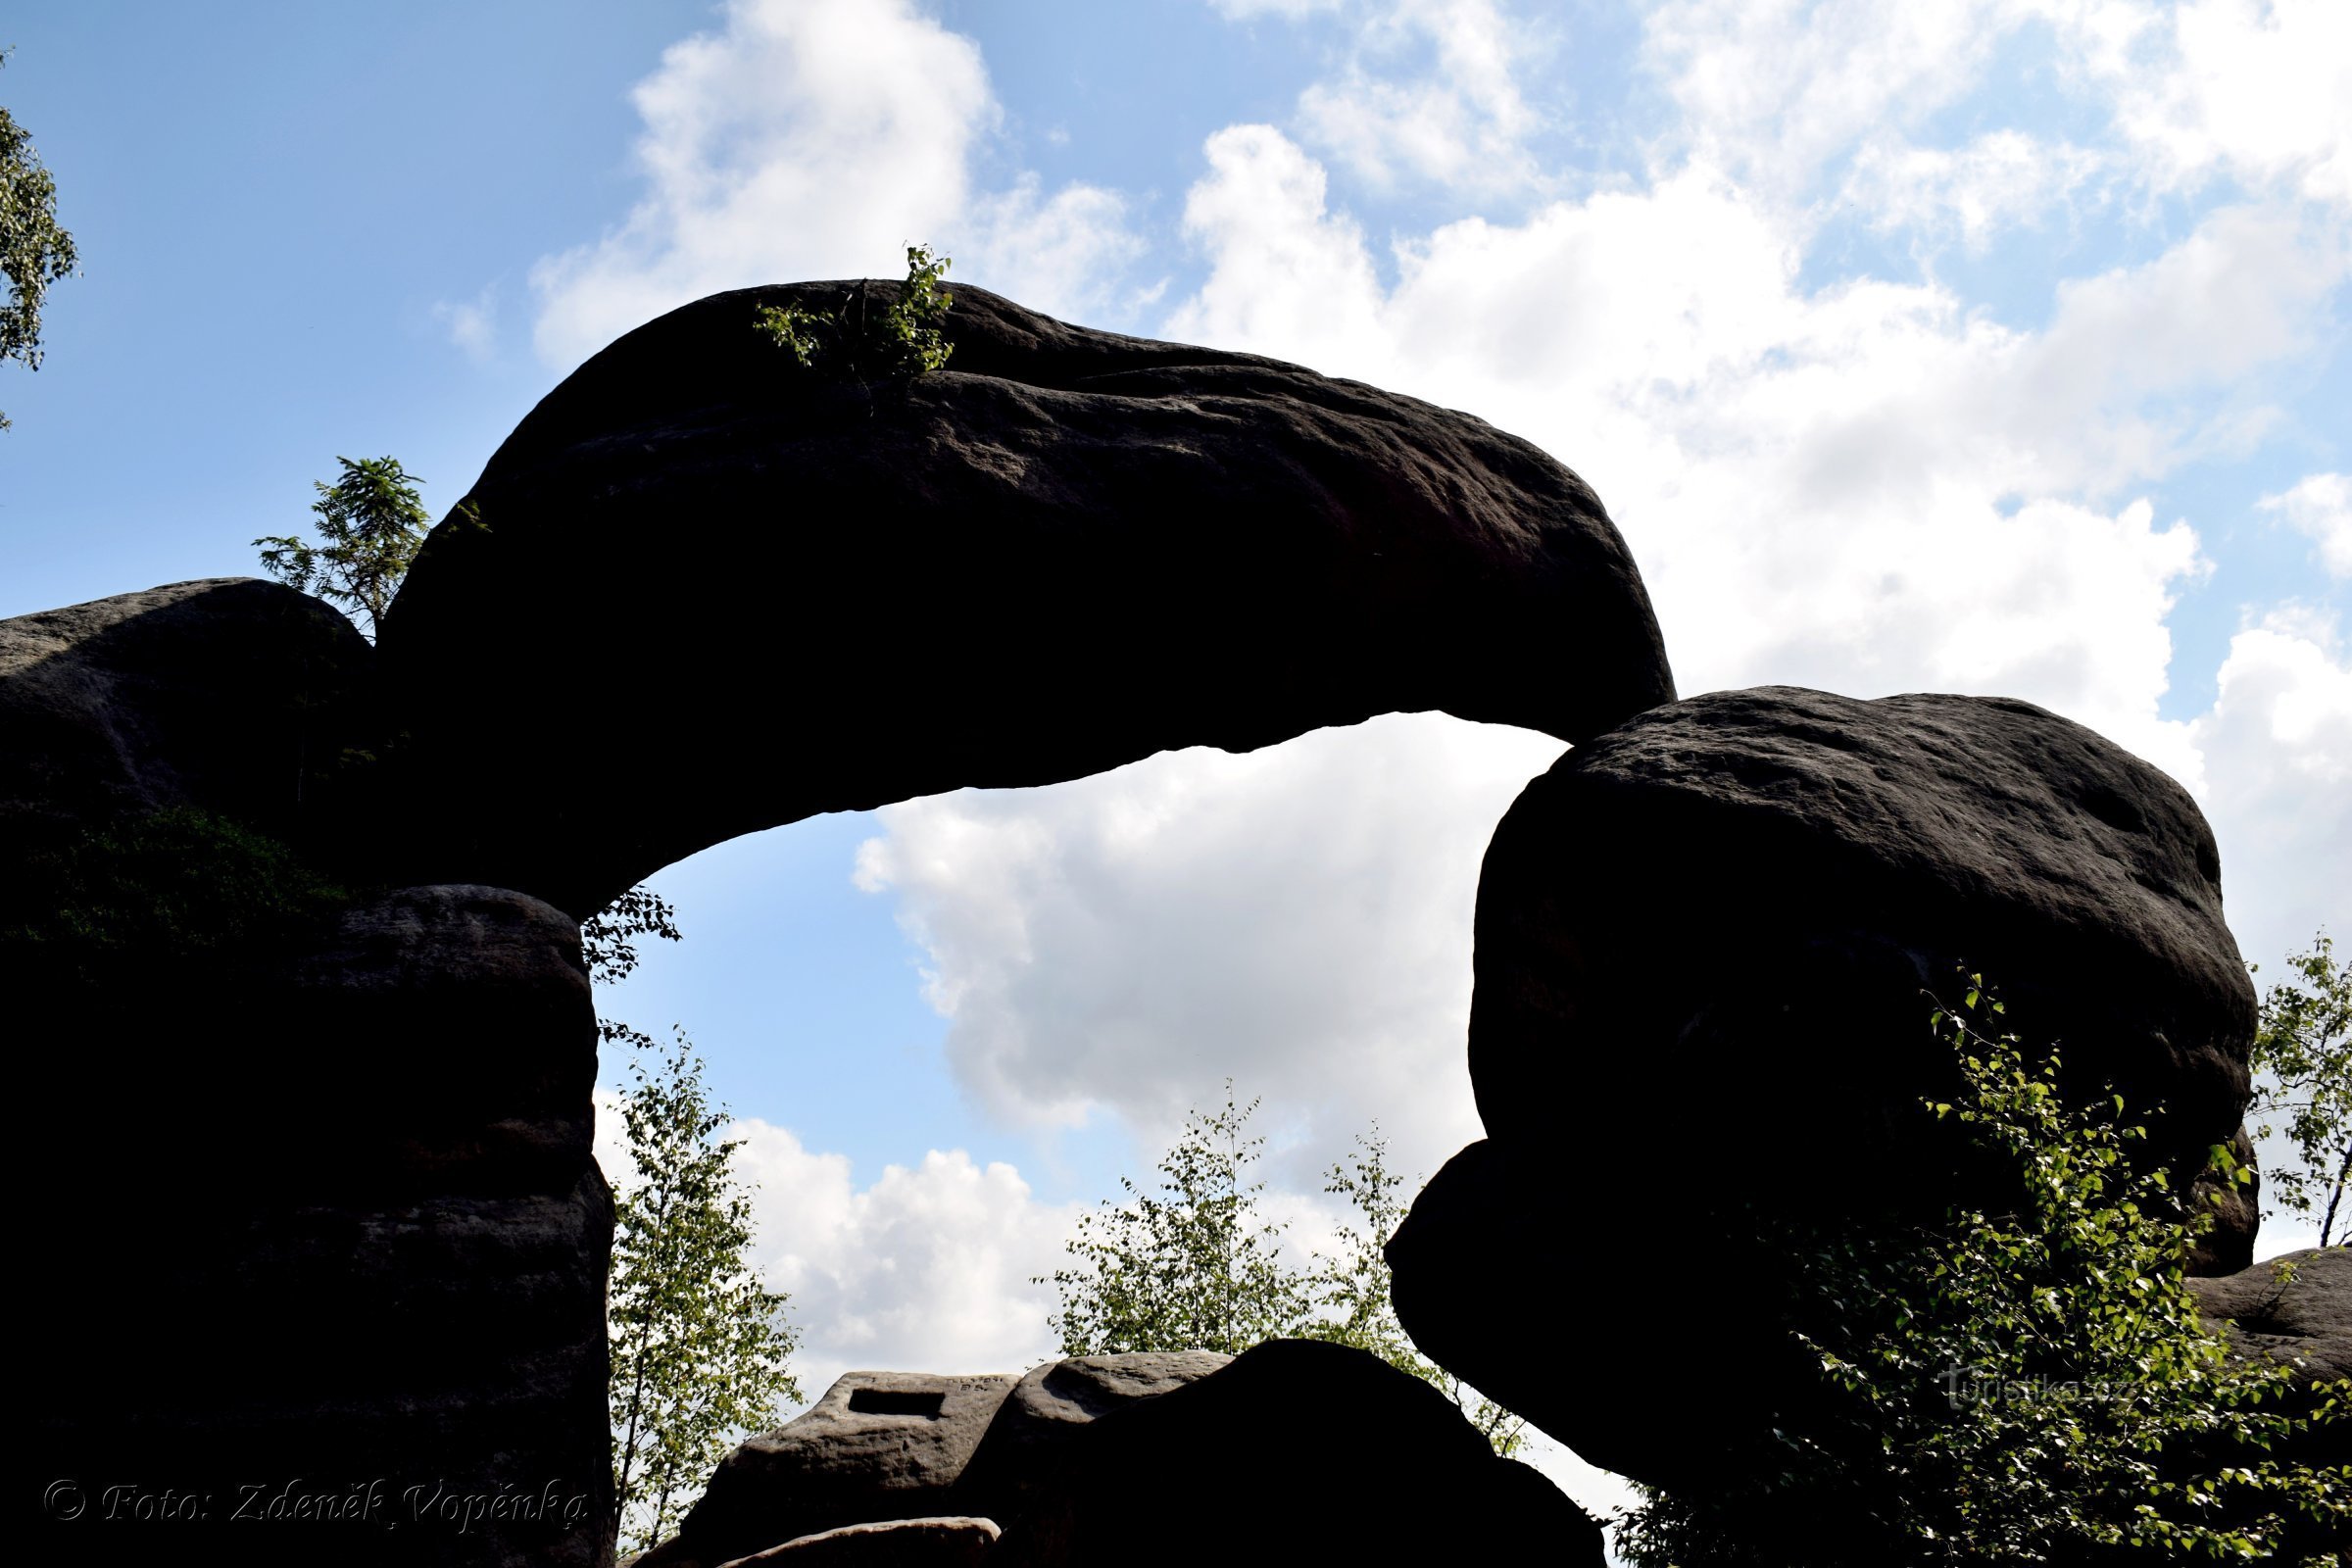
[7, 0, 2348, 1531]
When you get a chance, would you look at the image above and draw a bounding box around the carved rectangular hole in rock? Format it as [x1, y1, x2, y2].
[848, 1389, 947, 1417]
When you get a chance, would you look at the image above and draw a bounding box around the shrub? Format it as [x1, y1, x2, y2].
[1614, 978, 2350, 1567]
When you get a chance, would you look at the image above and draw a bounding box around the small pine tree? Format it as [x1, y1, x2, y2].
[605, 1023, 803, 1557]
[253, 455, 434, 639]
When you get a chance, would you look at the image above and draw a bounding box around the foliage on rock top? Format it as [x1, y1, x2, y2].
[754, 244, 955, 380]
[4, 807, 352, 969]
[254, 455, 436, 642]
[1613, 977, 2351, 1567]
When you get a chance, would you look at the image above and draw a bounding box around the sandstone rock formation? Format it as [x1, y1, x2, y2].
[1472, 685, 2254, 1232]
[0, 577, 370, 866]
[987, 1339, 1604, 1566]
[1393, 686, 2263, 1493]
[24, 883, 609, 1568]
[2191, 1247, 2351, 1389]
[956, 1350, 1231, 1523]
[376, 279, 1676, 917]
[675, 1372, 1023, 1567]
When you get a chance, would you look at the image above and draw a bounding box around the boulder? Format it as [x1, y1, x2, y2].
[957, 1351, 1231, 1522]
[377, 279, 1676, 916]
[987, 1339, 1604, 1566]
[678, 1372, 1023, 1566]
[1386, 1137, 1818, 1494]
[713, 1517, 1002, 1567]
[1394, 687, 2262, 1493]
[25, 884, 609, 1568]
[2186, 1248, 2351, 1540]
[0, 577, 371, 868]
[2190, 1247, 2351, 1389]
[1469, 686, 2255, 1240]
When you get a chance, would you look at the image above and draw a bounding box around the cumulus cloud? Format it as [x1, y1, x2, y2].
[431, 287, 499, 361]
[527, 0, 1140, 368]
[2084, 0, 2352, 208]
[1293, 0, 1551, 195]
[1642, 0, 2016, 198]
[855, 714, 1563, 1183]
[597, 1089, 1079, 1401]
[1843, 130, 2108, 250]
[2189, 609, 2352, 968]
[2261, 471, 2352, 577]
[1157, 134, 2348, 776]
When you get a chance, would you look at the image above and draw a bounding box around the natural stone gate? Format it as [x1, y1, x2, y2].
[12, 281, 2266, 1566]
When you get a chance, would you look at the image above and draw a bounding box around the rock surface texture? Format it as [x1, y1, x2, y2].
[956, 1350, 1231, 1524]
[23, 884, 610, 1567]
[0, 578, 370, 865]
[2190, 1247, 2352, 1388]
[1394, 686, 2263, 1493]
[987, 1339, 1605, 1566]
[377, 279, 1676, 917]
[677, 1373, 1023, 1567]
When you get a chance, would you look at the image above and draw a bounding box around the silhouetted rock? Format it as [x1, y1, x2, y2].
[0, 577, 370, 867]
[713, 1517, 1002, 1567]
[988, 1339, 1604, 1566]
[24, 884, 609, 1568]
[957, 1351, 1230, 1524]
[378, 279, 1676, 916]
[679, 1373, 1023, 1567]
[1396, 687, 2260, 1493]
[1472, 686, 2254, 1235]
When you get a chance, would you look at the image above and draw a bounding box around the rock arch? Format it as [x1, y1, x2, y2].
[13, 282, 1677, 1566]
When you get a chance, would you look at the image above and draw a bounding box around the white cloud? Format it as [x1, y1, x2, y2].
[959, 176, 1150, 327]
[854, 713, 1564, 1186]
[431, 287, 499, 361]
[1642, 0, 2015, 198]
[1641, 0, 2352, 224]
[1208, 0, 1345, 17]
[598, 1089, 1079, 1399]
[1292, 0, 1549, 195]
[1162, 125, 1396, 376]
[1153, 135, 2349, 774]
[2188, 609, 2352, 970]
[1843, 130, 2107, 250]
[2260, 471, 2352, 577]
[2082, 0, 2352, 208]
[527, 0, 1141, 368]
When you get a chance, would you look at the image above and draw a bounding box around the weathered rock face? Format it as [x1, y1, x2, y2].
[956, 1351, 1231, 1522]
[987, 1339, 1605, 1566]
[1470, 686, 2255, 1229]
[2190, 1248, 2351, 1388]
[2186, 1248, 2352, 1538]
[677, 1373, 1023, 1566]
[24, 883, 611, 1567]
[1393, 686, 2262, 1494]
[377, 279, 1676, 917]
[0, 578, 371, 863]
